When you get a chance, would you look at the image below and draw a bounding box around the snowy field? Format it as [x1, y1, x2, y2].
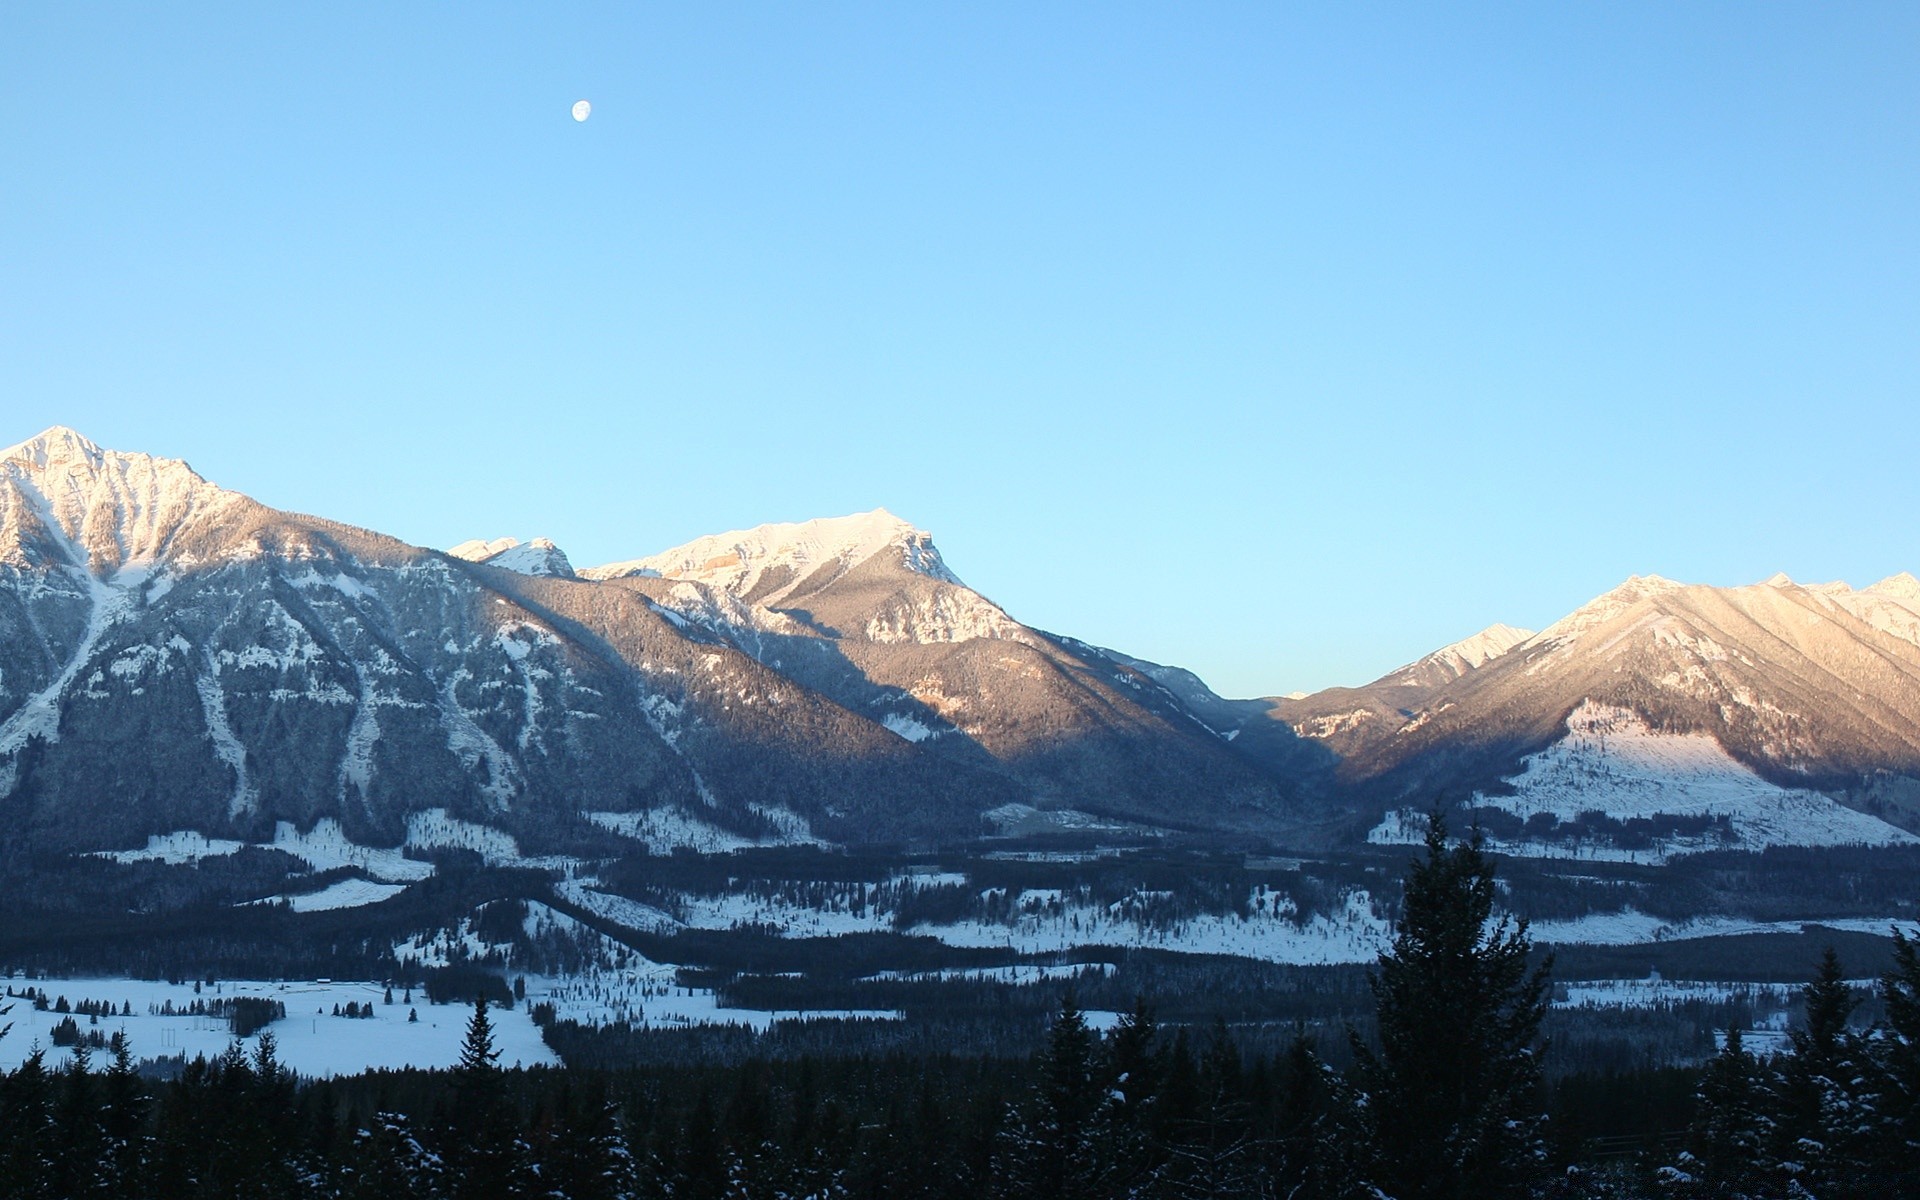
[1553, 977, 1801, 1010]
[1371, 703, 1919, 862]
[908, 888, 1393, 964]
[0, 978, 557, 1077]
[1529, 909, 1916, 946]
[0, 966, 910, 1077]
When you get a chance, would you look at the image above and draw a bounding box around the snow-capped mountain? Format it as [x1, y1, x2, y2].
[0, 430, 1304, 866]
[589, 509, 1299, 831]
[448, 536, 575, 577]
[9, 425, 1915, 874]
[583, 509, 960, 600]
[1273, 572, 1920, 842]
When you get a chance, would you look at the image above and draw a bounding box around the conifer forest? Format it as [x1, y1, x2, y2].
[4, 821, 1917, 1199]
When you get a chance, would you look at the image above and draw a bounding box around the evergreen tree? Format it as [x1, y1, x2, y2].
[53, 1041, 105, 1199]
[1163, 1018, 1262, 1199]
[345, 1111, 447, 1200]
[1353, 811, 1552, 1200]
[1661, 1027, 1777, 1200]
[1093, 997, 1167, 1198]
[0, 1047, 57, 1200]
[99, 1031, 148, 1196]
[994, 994, 1105, 1200]
[1775, 948, 1866, 1198]
[449, 995, 517, 1200]
[1863, 927, 1920, 1190]
[1272, 1033, 1372, 1200]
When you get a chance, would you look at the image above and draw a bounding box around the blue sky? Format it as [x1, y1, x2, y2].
[3, 5, 1915, 696]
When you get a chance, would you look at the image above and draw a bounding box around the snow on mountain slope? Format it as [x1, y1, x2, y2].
[1386, 623, 1535, 685]
[1377, 623, 1537, 690]
[0, 427, 245, 576]
[1799, 572, 1920, 650]
[579, 505, 1301, 828]
[448, 536, 575, 577]
[1528, 575, 1689, 650]
[1281, 573, 1920, 837]
[1369, 702, 1919, 861]
[582, 509, 960, 602]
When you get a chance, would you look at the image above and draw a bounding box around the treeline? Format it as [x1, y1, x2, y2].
[1659, 936, 1920, 1196]
[0, 994, 1648, 1200]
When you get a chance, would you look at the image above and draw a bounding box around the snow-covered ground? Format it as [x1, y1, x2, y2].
[1370, 703, 1919, 862]
[0, 978, 557, 1077]
[908, 888, 1393, 964]
[866, 964, 1117, 985]
[1553, 977, 1802, 1010]
[249, 878, 409, 912]
[98, 819, 438, 884]
[1529, 908, 1915, 946]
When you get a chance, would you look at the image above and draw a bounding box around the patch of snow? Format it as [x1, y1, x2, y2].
[1384, 623, 1536, 684]
[405, 808, 576, 870]
[94, 831, 247, 866]
[586, 809, 761, 855]
[194, 655, 256, 816]
[882, 713, 935, 742]
[450, 537, 575, 577]
[1369, 702, 1920, 862]
[248, 878, 409, 912]
[911, 887, 1391, 964]
[272, 820, 436, 883]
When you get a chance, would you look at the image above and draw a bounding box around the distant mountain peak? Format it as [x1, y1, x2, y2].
[448, 536, 574, 578]
[1384, 622, 1536, 687]
[1436, 622, 1535, 667]
[1868, 572, 1920, 607]
[583, 508, 960, 601]
[1535, 574, 1688, 645]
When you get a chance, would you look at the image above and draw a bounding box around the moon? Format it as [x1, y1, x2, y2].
[571, 99, 591, 122]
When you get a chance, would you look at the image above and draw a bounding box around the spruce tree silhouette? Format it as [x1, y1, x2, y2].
[1354, 810, 1552, 1200]
[451, 995, 515, 1200]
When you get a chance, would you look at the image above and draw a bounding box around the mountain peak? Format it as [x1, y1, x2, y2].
[582, 509, 959, 600]
[1534, 574, 1688, 646]
[3, 426, 108, 469]
[1383, 622, 1536, 687]
[449, 536, 574, 578]
[0, 426, 236, 576]
[1867, 572, 1920, 607]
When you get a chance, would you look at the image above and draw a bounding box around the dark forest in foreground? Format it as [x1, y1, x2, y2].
[6, 824, 1920, 1199]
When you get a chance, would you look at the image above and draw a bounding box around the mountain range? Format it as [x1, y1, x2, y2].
[3, 425, 1919, 866]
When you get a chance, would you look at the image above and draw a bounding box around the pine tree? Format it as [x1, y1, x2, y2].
[994, 994, 1105, 1200]
[1775, 948, 1866, 1198]
[1660, 1027, 1776, 1200]
[99, 1031, 148, 1195]
[53, 1041, 105, 1199]
[1093, 997, 1167, 1198]
[1163, 1018, 1263, 1199]
[345, 1111, 447, 1200]
[1863, 927, 1920, 1190]
[1, 1047, 58, 1200]
[1272, 1033, 1372, 1200]
[458, 994, 502, 1078]
[1353, 811, 1552, 1200]
[450, 995, 516, 1200]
